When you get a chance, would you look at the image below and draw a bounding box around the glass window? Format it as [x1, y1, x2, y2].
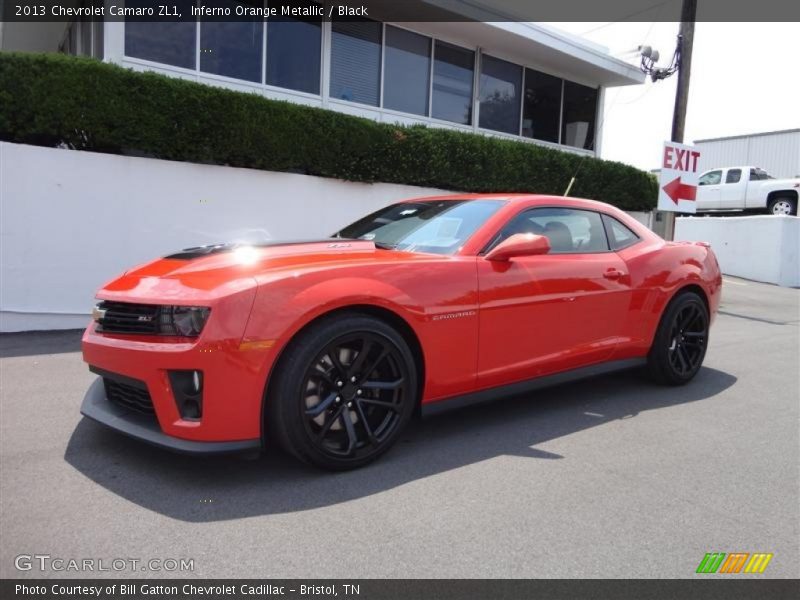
[330, 19, 382, 106]
[80, 17, 92, 56]
[431, 41, 474, 125]
[522, 68, 561, 143]
[725, 168, 742, 184]
[92, 19, 104, 59]
[602, 215, 639, 251]
[335, 200, 506, 256]
[699, 170, 722, 185]
[267, 16, 322, 94]
[750, 168, 771, 180]
[200, 2, 263, 83]
[561, 81, 598, 150]
[69, 21, 77, 55]
[124, 0, 196, 70]
[384, 26, 431, 116]
[479, 54, 522, 135]
[489, 207, 609, 254]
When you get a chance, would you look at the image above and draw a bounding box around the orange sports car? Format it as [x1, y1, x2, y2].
[81, 195, 722, 469]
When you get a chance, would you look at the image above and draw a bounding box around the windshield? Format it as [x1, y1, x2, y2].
[334, 199, 506, 255]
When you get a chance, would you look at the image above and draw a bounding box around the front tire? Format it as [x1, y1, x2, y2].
[767, 196, 798, 216]
[647, 291, 709, 385]
[268, 313, 417, 470]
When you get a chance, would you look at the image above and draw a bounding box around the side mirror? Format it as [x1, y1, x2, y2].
[485, 233, 551, 262]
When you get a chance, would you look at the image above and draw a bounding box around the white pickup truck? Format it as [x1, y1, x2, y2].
[695, 166, 799, 215]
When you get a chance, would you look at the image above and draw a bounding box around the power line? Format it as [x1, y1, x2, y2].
[580, 0, 678, 35]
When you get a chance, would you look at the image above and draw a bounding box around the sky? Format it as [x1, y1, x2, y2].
[545, 21, 800, 170]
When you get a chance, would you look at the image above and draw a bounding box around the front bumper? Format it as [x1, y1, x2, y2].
[81, 377, 261, 455]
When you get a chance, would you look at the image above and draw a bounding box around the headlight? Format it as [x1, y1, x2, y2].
[93, 301, 210, 337]
[159, 306, 211, 337]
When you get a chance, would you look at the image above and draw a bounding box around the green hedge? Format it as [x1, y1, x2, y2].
[0, 52, 657, 210]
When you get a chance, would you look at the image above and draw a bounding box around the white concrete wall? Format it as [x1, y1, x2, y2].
[0, 142, 449, 332]
[675, 215, 800, 287]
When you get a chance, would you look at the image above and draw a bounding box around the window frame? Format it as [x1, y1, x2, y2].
[600, 214, 641, 252]
[481, 206, 614, 256]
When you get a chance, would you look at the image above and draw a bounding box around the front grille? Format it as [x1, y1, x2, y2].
[96, 301, 160, 335]
[103, 377, 155, 415]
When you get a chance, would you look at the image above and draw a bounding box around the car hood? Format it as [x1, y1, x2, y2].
[97, 239, 439, 302]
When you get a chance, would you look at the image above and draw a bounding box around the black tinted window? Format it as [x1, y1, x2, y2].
[602, 215, 640, 251]
[267, 16, 322, 94]
[522, 68, 561, 143]
[432, 41, 474, 125]
[561, 81, 598, 150]
[384, 26, 431, 116]
[489, 208, 609, 254]
[726, 169, 742, 184]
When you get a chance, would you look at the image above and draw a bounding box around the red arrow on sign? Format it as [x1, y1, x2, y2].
[662, 176, 697, 204]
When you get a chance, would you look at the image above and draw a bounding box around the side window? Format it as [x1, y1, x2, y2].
[601, 214, 640, 251]
[750, 168, 760, 181]
[725, 169, 742, 184]
[488, 207, 609, 254]
[699, 170, 722, 185]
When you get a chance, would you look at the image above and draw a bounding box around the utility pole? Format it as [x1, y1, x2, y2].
[664, 0, 697, 240]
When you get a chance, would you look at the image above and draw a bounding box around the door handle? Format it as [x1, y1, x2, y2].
[603, 269, 624, 280]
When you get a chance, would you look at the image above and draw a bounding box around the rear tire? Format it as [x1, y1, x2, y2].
[268, 313, 417, 470]
[647, 291, 709, 386]
[767, 196, 797, 216]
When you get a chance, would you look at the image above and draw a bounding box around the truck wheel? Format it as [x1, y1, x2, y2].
[767, 196, 797, 216]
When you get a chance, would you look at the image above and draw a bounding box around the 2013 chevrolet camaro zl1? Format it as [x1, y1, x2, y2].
[81, 195, 722, 469]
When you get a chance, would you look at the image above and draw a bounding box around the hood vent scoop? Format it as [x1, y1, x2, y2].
[165, 243, 237, 260]
[164, 239, 365, 260]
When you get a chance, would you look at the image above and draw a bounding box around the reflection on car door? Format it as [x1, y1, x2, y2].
[476, 208, 632, 389]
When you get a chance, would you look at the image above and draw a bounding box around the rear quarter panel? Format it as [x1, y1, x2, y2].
[615, 239, 722, 358]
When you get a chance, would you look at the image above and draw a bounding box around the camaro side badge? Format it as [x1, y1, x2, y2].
[432, 310, 477, 322]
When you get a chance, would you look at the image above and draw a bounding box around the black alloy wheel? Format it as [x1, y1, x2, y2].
[647, 291, 710, 385]
[666, 302, 708, 377]
[269, 314, 417, 470]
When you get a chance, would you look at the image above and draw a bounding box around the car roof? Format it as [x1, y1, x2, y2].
[399, 193, 620, 212]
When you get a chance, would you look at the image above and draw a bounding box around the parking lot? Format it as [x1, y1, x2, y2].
[0, 277, 798, 579]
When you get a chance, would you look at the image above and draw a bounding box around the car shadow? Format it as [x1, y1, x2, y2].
[0, 330, 84, 358]
[64, 367, 736, 522]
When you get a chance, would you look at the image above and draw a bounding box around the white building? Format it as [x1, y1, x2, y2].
[695, 129, 800, 179]
[0, 1, 643, 156]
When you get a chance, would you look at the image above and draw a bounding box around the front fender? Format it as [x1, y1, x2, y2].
[243, 260, 480, 404]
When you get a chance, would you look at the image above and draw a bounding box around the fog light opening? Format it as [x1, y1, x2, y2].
[168, 370, 204, 421]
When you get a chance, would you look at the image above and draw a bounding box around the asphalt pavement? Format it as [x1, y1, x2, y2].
[1, 277, 798, 578]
